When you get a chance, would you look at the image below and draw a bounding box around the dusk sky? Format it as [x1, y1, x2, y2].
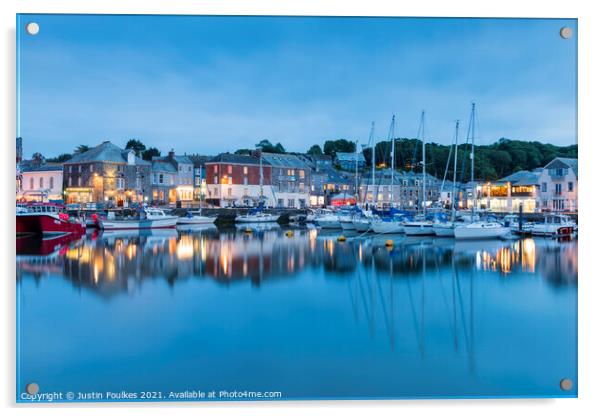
[17, 14, 577, 158]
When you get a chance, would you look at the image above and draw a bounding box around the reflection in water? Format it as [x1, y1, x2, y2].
[16, 227, 578, 399]
[17, 229, 578, 298]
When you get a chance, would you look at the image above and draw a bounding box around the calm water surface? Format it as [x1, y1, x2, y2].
[16, 225, 577, 401]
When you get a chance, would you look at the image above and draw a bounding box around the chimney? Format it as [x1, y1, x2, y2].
[168, 149, 175, 159]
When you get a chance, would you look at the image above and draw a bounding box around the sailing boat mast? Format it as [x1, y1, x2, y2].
[421, 111, 427, 217]
[369, 121, 376, 207]
[389, 115, 396, 208]
[469, 102, 476, 220]
[259, 149, 264, 200]
[451, 120, 460, 222]
[355, 139, 359, 202]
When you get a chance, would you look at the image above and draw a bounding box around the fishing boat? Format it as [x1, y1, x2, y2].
[530, 214, 575, 236]
[16, 203, 86, 236]
[98, 208, 178, 230]
[177, 210, 217, 225]
[454, 221, 509, 239]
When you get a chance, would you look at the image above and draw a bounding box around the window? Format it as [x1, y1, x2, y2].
[243, 177, 248, 185]
[228, 176, 232, 185]
[228, 165, 233, 174]
[68, 177, 72, 187]
[243, 166, 248, 175]
[213, 165, 218, 173]
[288, 199, 295, 207]
[29, 177, 34, 190]
[227, 188, 232, 197]
[214, 175, 218, 184]
[299, 170, 305, 179]
[555, 183, 562, 195]
[568, 181, 574, 192]
[77, 177, 81, 186]
[542, 182, 547, 193]
[78, 165, 82, 173]
[556, 168, 564, 176]
[159, 174, 164, 184]
[50, 177, 54, 189]
[90, 165, 93, 173]
[299, 199, 306, 208]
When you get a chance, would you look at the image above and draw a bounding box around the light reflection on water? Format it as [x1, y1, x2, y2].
[16, 226, 577, 400]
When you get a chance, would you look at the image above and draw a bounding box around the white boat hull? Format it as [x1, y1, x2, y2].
[340, 219, 356, 231]
[176, 216, 217, 225]
[531, 224, 574, 236]
[371, 220, 405, 234]
[403, 222, 435, 236]
[454, 223, 509, 239]
[352, 219, 372, 232]
[235, 214, 280, 223]
[100, 216, 178, 230]
[433, 223, 455, 237]
[316, 219, 342, 229]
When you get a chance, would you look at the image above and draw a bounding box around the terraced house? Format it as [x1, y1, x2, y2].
[63, 141, 151, 206]
[538, 157, 578, 212]
[150, 150, 194, 206]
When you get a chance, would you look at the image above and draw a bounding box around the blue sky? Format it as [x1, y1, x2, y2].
[17, 15, 577, 158]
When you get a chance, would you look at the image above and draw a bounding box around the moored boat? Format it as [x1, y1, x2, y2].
[531, 214, 575, 236]
[99, 208, 178, 230]
[403, 221, 435, 236]
[235, 211, 280, 223]
[16, 203, 86, 236]
[177, 211, 217, 225]
[453, 221, 509, 239]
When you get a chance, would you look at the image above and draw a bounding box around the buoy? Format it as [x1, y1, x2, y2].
[245, 227, 253, 233]
[337, 235, 346, 242]
[285, 230, 294, 238]
[385, 239, 394, 247]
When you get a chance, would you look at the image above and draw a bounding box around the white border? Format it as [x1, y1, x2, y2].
[2, 1, 600, 415]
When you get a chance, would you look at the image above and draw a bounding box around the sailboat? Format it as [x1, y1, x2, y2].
[176, 198, 217, 225]
[352, 122, 377, 232]
[434, 120, 460, 237]
[235, 151, 280, 223]
[454, 103, 508, 240]
[404, 111, 435, 236]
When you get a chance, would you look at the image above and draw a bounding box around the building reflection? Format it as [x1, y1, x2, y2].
[16, 227, 577, 298]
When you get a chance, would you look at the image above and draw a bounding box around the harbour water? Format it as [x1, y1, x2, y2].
[16, 225, 577, 401]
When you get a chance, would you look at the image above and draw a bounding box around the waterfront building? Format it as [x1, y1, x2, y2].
[479, 170, 542, 213]
[205, 153, 272, 208]
[18, 164, 64, 202]
[261, 152, 311, 208]
[150, 150, 194, 206]
[188, 155, 212, 201]
[63, 141, 151, 206]
[358, 169, 440, 209]
[335, 152, 366, 171]
[538, 157, 578, 212]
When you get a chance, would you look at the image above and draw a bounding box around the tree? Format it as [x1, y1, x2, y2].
[307, 144, 323, 155]
[323, 139, 356, 156]
[74, 145, 90, 154]
[234, 149, 252, 155]
[46, 153, 72, 163]
[125, 139, 147, 156]
[255, 139, 286, 154]
[142, 147, 161, 161]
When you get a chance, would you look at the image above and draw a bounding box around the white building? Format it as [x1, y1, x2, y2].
[538, 157, 578, 212]
[18, 164, 64, 202]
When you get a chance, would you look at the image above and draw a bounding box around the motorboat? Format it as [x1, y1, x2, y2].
[503, 214, 534, 235]
[177, 210, 217, 225]
[454, 221, 509, 239]
[531, 214, 575, 236]
[316, 213, 342, 229]
[98, 208, 179, 230]
[235, 211, 280, 223]
[16, 203, 86, 236]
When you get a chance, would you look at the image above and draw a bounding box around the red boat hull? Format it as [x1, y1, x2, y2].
[16, 214, 86, 236]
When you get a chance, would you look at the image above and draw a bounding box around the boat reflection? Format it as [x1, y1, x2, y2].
[16, 228, 577, 298]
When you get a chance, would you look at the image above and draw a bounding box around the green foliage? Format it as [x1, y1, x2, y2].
[125, 139, 147, 156]
[234, 148, 252, 155]
[323, 139, 356, 156]
[256, 139, 286, 154]
[363, 137, 577, 181]
[307, 144, 323, 155]
[46, 153, 72, 163]
[142, 147, 161, 161]
[74, 145, 90, 154]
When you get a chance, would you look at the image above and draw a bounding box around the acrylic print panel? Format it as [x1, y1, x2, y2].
[16, 14, 577, 402]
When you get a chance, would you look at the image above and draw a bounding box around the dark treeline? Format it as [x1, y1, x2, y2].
[360, 138, 577, 181]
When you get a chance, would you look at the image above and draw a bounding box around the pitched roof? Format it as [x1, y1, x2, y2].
[151, 160, 177, 172]
[261, 152, 308, 169]
[209, 153, 261, 165]
[551, 157, 578, 177]
[336, 152, 366, 163]
[65, 141, 150, 165]
[498, 170, 541, 186]
[21, 163, 63, 173]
